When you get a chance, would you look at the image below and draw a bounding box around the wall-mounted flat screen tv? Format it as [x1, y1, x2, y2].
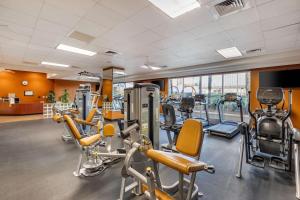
[259, 69, 300, 88]
[151, 80, 164, 91]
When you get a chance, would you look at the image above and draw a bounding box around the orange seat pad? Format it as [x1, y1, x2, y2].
[79, 134, 101, 146]
[146, 149, 207, 175]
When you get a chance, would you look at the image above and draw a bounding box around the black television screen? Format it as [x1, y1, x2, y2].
[259, 69, 300, 88]
[151, 80, 164, 90]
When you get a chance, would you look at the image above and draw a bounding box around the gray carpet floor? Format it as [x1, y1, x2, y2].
[0, 119, 297, 200]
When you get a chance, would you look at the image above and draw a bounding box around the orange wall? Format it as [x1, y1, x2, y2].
[0, 70, 96, 103]
[53, 80, 96, 102]
[0, 70, 54, 103]
[250, 64, 300, 128]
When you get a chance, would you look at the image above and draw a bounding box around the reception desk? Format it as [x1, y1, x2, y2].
[0, 102, 43, 115]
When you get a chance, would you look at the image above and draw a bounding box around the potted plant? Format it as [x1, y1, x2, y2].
[60, 89, 69, 103]
[47, 90, 56, 103]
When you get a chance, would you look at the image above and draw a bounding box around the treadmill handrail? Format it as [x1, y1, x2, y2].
[217, 94, 244, 123]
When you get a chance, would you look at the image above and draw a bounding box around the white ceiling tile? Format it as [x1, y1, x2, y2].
[85, 4, 125, 28]
[99, 0, 149, 18]
[101, 20, 147, 43]
[151, 30, 200, 50]
[218, 8, 259, 30]
[260, 10, 300, 31]
[46, 0, 96, 17]
[30, 30, 64, 48]
[0, 27, 31, 43]
[35, 19, 71, 35]
[117, 31, 164, 49]
[226, 22, 264, 46]
[0, 0, 43, 17]
[263, 24, 300, 40]
[0, 6, 37, 28]
[40, 3, 81, 28]
[255, 0, 274, 6]
[189, 22, 224, 38]
[265, 34, 297, 50]
[257, 0, 300, 20]
[174, 6, 215, 31]
[151, 21, 186, 37]
[129, 6, 171, 29]
[73, 19, 109, 38]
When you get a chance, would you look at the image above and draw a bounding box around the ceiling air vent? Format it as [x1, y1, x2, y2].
[68, 31, 95, 43]
[214, 0, 247, 16]
[245, 48, 262, 54]
[23, 61, 39, 66]
[104, 50, 119, 56]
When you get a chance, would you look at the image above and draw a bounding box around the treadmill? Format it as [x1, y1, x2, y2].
[207, 93, 243, 138]
[193, 94, 210, 127]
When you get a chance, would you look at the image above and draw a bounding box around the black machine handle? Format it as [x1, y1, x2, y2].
[121, 122, 139, 139]
[281, 89, 292, 144]
[205, 165, 215, 174]
[282, 89, 292, 121]
[247, 91, 257, 134]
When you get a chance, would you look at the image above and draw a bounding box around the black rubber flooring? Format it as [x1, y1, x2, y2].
[0, 119, 296, 200]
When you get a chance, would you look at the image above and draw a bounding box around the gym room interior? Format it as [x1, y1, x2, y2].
[0, 0, 300, 200]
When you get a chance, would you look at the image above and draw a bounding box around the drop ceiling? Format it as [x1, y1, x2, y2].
[0, 0, 299, 81]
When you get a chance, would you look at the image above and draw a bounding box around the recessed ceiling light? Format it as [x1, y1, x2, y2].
[56, 44, 97, 56]
[141, 65, 149, 69]
[41, 61, 69, 68]
[147, 0, 200, 18]
[151, 66, 161, 70]
[217, 47, 242, 58]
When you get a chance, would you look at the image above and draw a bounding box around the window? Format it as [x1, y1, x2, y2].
[125, 82, 134, 88]
[183, 77, 200, 97]
[201, 76, 209, 94]
[168, 71, 250, 121]
[223, 73, 238, 94]
[169, 78, 183, 95]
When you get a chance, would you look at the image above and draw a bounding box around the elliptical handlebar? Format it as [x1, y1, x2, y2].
[283, 89, 292, 121]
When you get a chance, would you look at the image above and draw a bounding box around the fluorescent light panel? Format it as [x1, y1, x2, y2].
[41, 61, 69, 67]
[147, 0, 200, 18]
[151, 66, 161, 70]
[141, 65, 149, 69]
[114, 71, 126, 75]
[217, 47, 242, 58]
[56, 44, 97, 56]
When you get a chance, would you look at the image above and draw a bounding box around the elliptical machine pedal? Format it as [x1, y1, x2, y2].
[269, 156, 286, 170]
[250, 155, 265, 168]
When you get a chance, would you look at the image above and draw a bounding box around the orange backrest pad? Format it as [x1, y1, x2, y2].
[176, 119, 203, 157]
[103, 124, 115, 137]
[63, 115, 82, 140]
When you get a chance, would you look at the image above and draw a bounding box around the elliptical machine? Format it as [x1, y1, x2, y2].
[236, 87, 300, 199]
